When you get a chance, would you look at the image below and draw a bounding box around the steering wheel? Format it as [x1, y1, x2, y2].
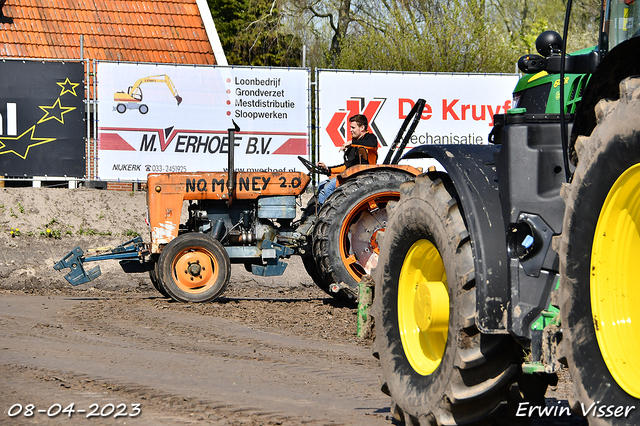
[298, 156, 330, 176]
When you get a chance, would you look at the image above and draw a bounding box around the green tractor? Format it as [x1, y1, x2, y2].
[371, 0, 640, 424]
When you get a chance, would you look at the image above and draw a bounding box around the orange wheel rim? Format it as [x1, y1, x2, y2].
[172, 247, 218, 293]
[339, 191, 399, 281]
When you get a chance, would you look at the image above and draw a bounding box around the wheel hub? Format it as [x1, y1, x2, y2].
[414, 281, 449, 333]
[187, 261, 202, 277]
[348, 207, 388, 274]
[175, 250, 214, 290]
[398, 239, 449, 376]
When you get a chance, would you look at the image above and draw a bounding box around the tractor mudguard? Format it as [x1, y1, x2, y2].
[334, 163, 422, 186]
[403, 144, 509, 333]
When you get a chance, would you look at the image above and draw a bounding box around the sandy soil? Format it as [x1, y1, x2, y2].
[0, 187, 587, 425]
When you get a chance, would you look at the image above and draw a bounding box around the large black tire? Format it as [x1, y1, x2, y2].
[297, 195, 328, 289]
[312, 169, 413, 299]
[149, 257, 170, 298]
[371, 174, 523, 426]
[158, 233, 231, 303]
[301, 252, 326, 289]
[559, 77, 640, 425]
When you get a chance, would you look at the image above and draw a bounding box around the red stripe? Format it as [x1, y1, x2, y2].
[99, 133, 136, 151]
[272, 138, 308, 155]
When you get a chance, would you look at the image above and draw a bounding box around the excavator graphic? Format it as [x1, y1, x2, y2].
[114, 74, 183, 114]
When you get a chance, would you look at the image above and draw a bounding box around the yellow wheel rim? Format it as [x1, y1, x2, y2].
[592, 163, 640, 398]
[398, 239, 449, 375]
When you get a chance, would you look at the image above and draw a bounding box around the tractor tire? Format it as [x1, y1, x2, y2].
[149, 258, 170, 298]
[298, 195, 327, 290]
[559, 76, 640, 425]
[312, 169, 412, 301]
[302, 252, 326, 290]
[371, 174, 523, 426]
[158, 233, 230, 303]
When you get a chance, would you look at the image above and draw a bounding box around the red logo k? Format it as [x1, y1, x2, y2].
[326, 97, 386, 147]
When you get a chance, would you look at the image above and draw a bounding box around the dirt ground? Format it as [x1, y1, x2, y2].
[0, 187, 588, 425]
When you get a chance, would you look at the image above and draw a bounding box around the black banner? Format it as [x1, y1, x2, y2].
[0, 60, 85, 177]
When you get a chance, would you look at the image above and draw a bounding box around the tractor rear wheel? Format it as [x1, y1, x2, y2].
[559, 76, 640, 425]
[297, 195, 328, 290]
[302, 253, 326, 291]
[158, 233, 230, 303]
[312, 169, 413, 301]
[372, 174, 523, 425]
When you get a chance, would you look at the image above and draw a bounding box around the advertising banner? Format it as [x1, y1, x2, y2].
[0, 60, 85, 177]
[317, 71, 519, 168]
[97, 62, 309, 181]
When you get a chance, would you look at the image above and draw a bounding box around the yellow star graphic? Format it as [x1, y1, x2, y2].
[57, 78, 80, 97]
[0, 125, 56, 159]
[38, 98, 76, 124]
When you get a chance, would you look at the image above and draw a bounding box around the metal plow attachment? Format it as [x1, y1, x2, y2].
[54, 237, 149, 286]
[54, 246, 102, 286]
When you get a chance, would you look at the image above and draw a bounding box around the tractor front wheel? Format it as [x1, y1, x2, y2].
[158, 233, 230, 303]
[559, 76, 640, 425]
[149, 257, 170, 298]
[372, 174, 523, 425]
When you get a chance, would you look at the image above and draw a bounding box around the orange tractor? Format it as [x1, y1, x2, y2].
[55, 102, 425, 304]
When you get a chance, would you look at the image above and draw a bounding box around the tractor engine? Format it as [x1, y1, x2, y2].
[185, 195, 303, 263]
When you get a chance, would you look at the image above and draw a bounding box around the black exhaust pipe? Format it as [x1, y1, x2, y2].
[227, 120, 240, 206]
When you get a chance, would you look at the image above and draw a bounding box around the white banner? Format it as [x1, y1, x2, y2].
[317, 71, 519, 168]
[97, 62, 309, 181]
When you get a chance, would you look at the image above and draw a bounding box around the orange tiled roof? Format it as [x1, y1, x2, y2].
[0, 0, 218, 65]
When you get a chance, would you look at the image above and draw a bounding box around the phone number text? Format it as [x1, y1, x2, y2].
[145, 164, 187, 173]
